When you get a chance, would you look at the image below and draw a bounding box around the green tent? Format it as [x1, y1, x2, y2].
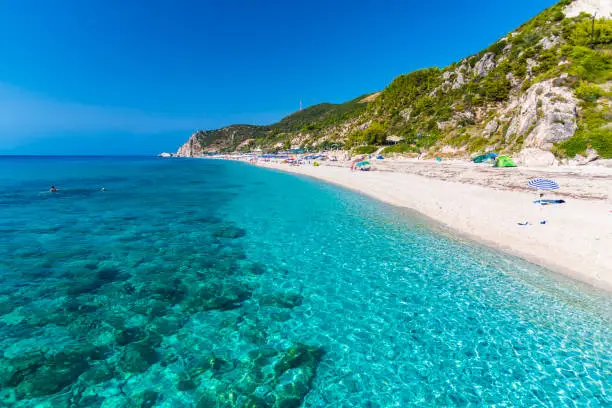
[494, 155, 517, 167]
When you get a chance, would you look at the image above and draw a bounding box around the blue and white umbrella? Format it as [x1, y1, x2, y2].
[528, 178, 559, 191]
[528, 179, 560, 223]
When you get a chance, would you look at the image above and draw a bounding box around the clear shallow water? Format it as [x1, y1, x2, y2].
[0, 156, 610, 408]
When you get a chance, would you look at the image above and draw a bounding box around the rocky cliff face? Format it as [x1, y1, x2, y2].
[504, 77, 578, 150]
[564, 0, 611, 18]
[176, 133, 204, 157]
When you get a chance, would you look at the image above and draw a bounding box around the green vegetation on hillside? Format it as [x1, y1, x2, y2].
[188, 1, 612, 160]
[352, 145, 378, 155]
[273, 95, 369, 132]
[553, 13, 612, 158]
[381, 143, 416, 154]
[345, 122, 387, 148]
[194, 95, 371, 152]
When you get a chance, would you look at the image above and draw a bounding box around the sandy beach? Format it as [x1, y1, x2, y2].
[254, 159, 612, 291]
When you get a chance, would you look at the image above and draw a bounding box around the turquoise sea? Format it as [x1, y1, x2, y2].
[0, 156, 610, 407]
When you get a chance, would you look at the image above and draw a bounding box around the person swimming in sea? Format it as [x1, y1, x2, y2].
[50, 186, 57, 192]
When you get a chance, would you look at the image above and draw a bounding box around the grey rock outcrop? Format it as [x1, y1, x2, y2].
[474, 52, 496, 77]
[456, 111, 475, 123]
[482, 120, 499, 138]
[586, 159, 612, 168]
[437, 121, 451, 130]
[505, 78, 578, 149]
[539, 35, 559, 50]
[585, 148, 600, 162]
[564, 0, 612, 18]
[571, 148, 601, 165]
[517, 148, 558, 167]
[452, 73, 466, 89]
[177, 133, 204, 157]
[506, 72, 521, 87]
[400, 108, 412, 121]
[526, 58, 538, 76]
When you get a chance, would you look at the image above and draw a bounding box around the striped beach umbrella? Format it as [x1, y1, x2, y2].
[527, 178, 559, 191]
[528, 179, 559, 224]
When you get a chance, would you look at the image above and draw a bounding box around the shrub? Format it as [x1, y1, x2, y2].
[435, 105, 453, 121]
[532, 49, 559, 76]
[590, 128, 612, 158]
[300, 123, 319, 132]
[345, 130, 365, 148]
[468, 137, 488, 153]
[382, 143, 416, 154]
[495, 60, 512, 75]
[551, 9, 564, 22]
[363, 122, 387, 145]
[557, 103, 612, 158]
[512, 62, 527, 78]
[458, 116, 475, 127]
[568, 46, 611, 82]
[521, 79, 533, 92]
[523, 47, 538, 59]
[479, 75, 512, 101]
[486, 40, 507, 55]
[568, 17, 612, 48]
[352, 145, 378, 155]
[448, 132, 470, 147]
[558, 134, 588, 157]
[574, 81, 602, 102]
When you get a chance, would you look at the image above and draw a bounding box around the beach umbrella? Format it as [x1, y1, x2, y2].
[527, 178, 559, 224]
[528, 178, 559, 191]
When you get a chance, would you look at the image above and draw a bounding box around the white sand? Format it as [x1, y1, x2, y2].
[255, 160, 612, 291]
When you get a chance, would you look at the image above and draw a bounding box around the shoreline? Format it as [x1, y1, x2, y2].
[249, 160, 612, 292]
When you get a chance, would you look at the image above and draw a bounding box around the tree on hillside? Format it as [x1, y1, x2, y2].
[363, 122, 387, 145]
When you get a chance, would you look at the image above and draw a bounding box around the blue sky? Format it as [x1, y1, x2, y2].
[0, 0, 557, 155]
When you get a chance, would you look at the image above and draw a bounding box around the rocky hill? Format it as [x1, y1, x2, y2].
[177, 0, 611, 165]
[176, 95, 371, 156]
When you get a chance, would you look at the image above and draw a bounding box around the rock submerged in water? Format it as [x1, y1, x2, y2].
[213, 224, 247, 239]
[14, 356, 90, 398]
[115, 327, 146, 346]
[81, 362, 115, 384]
[259, 292, 303, 309]
[4, 345, 110, 399]
[272, 344, 324, 407]
[149, 315, 185, 336]
[191, 343, 323, 407]
[241, 261, 267, 276]
[134, 390, 159, 408]
[274, 343, 323, 377]
[119, 342, 159, 373]
[184, 281, 253, 312]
